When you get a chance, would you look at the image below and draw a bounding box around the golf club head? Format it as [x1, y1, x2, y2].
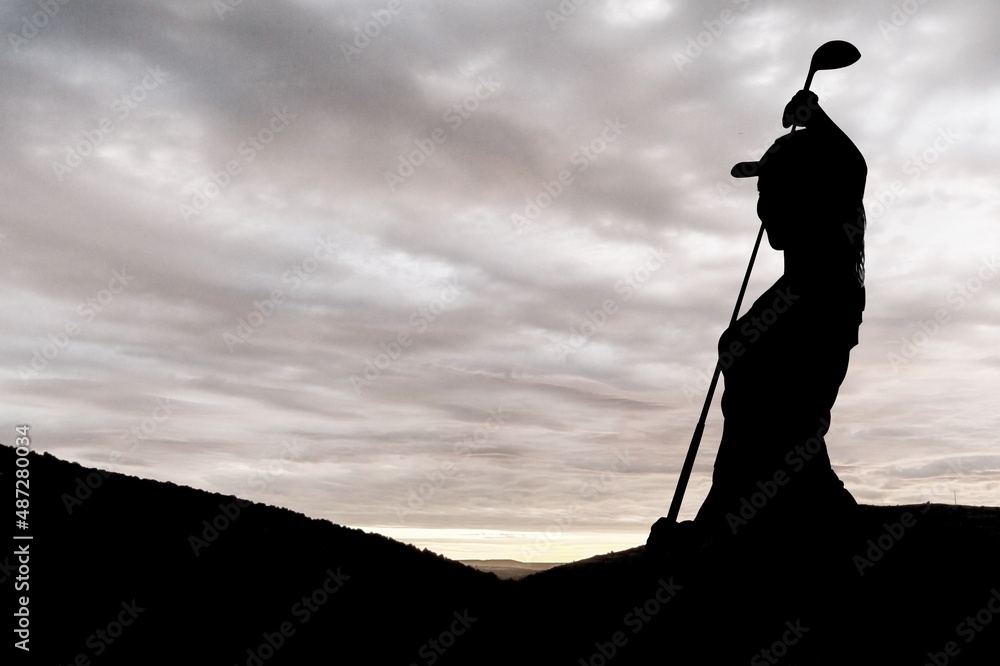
[804, 40, 860, 89]
[792, 40, 860, 131]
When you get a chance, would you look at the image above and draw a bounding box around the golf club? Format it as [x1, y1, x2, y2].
[664, 40, 861, 525]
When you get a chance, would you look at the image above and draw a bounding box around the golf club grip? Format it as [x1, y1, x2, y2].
[667, 223, 765, 522]
[791, 72, 815, 135]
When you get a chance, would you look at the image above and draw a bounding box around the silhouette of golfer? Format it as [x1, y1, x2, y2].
[660, 91, 868, 549]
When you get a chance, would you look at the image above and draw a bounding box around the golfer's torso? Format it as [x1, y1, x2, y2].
[716, 276, 863, 460]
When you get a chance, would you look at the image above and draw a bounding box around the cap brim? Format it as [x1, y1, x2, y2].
[731, 161, 760, 178]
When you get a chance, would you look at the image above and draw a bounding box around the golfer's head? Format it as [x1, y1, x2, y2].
[731, 129, 866, 251]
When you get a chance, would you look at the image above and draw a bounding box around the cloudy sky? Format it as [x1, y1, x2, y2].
[3, 0, 998, 562]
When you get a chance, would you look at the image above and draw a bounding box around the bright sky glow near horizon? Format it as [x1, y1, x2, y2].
[3, 0, 999, 562]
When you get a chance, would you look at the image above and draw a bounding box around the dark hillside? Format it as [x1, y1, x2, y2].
[5, 446, 998, 665]
[498, 503, 1000, 664]
[2, 447, 505, 665]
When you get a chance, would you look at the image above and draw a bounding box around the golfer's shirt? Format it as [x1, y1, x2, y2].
[714, 275, 864, 472]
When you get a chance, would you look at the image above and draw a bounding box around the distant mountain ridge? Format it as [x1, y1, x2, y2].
[460, 559, 562, 579]
[4, 446, 999, 665]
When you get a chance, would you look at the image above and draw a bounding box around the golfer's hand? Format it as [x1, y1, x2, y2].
[782, 90, 823, 128]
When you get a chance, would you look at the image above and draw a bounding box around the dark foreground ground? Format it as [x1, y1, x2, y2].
[4, 447, 998, 665]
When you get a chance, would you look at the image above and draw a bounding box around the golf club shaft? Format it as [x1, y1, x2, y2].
[666, 222, 765, 523]
[802, 70, 815, 95]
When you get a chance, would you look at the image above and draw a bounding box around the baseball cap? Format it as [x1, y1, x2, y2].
[729, 127, 867, 198]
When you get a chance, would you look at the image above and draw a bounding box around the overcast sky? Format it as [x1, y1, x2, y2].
[3, 0, 998, 562]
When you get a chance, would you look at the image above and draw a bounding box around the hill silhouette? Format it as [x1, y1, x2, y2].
[5, 448, 505, 665]
[514, 503, 1000, 664]
[5, 447, 999, 664]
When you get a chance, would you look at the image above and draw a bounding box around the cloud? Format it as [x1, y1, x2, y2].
[3, 0, 998, 560]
